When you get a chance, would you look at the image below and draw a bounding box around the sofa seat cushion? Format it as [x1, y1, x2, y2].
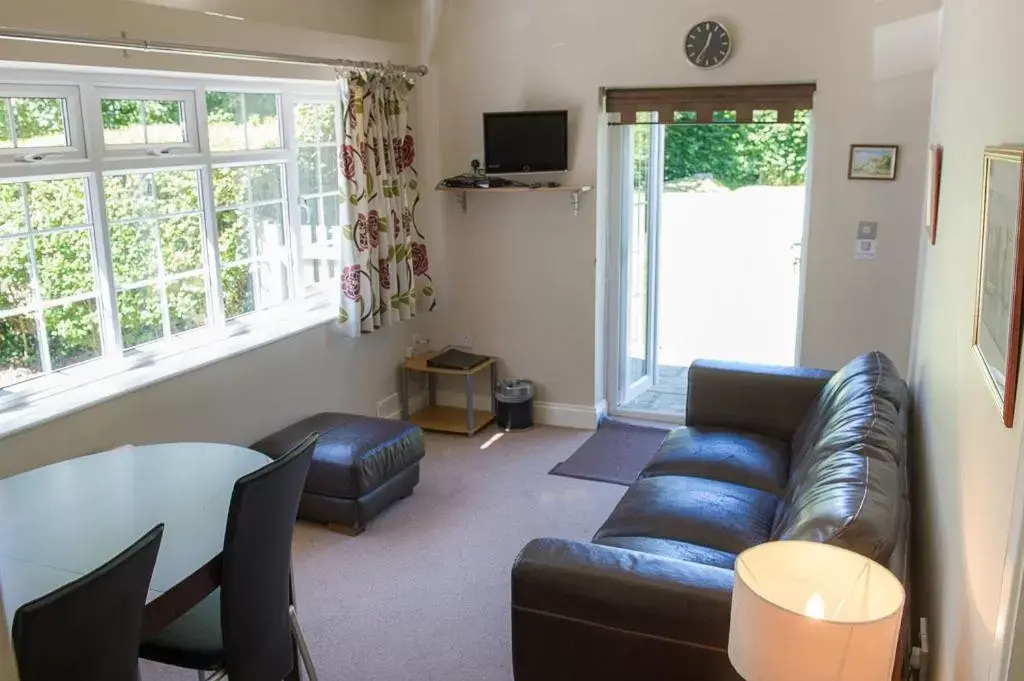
[251, 412, 425, 499]
[594, 476, 778, 556]
[594, 536, 737, 570]
[640, 427, 790, 496]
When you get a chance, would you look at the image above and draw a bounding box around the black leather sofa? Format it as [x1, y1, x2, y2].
[511, 352, 910, 681]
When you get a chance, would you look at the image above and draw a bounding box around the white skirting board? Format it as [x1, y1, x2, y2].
[383, 391, 604, 430]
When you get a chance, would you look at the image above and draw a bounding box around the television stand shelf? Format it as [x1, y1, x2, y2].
[436, 185, 593, 216]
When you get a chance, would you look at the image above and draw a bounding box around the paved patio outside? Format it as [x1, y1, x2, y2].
[622, 364, 688, 415]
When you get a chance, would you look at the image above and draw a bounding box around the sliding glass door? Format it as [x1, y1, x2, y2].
[614, 118, 663, 409]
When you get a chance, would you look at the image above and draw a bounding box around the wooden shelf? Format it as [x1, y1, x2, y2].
[436, 184, 593, 216]
[409, 406, 496, 435]
[436, 185, 592, 194]
[404, 352, 495, 376]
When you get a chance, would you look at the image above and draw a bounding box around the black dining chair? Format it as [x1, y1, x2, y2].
[140, 433, 319, 681]
[12, 524, 164, 681]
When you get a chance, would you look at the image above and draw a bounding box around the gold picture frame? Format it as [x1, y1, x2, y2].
[973, 146, 1024, 427]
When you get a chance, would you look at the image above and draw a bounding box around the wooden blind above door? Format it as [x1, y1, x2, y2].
[604, 83, 816, 125]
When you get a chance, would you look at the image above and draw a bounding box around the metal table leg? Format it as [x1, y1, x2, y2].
[490, 362, 498, 415]
[400, 367, 410, 420]
[466, 373, 475, 434]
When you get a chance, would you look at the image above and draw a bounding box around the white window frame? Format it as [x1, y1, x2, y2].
[0, 64, 342, 424]
[0, 83, 86, 163]
[95, 87, 200, 158]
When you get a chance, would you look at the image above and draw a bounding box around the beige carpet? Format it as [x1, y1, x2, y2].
[140, 426, 627, 681]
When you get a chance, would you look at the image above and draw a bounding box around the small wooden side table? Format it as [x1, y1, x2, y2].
[400, 353, 498, 435]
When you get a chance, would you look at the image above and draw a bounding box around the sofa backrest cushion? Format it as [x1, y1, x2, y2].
[771, 352, 908, 564]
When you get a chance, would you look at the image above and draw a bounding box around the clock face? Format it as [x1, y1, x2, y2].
[685, 20, 732, 69]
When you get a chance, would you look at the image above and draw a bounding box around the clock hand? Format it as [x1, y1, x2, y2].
[696, 32, 713, 61]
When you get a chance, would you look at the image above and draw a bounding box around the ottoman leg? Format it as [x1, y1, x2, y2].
[327, 521, 365, 536]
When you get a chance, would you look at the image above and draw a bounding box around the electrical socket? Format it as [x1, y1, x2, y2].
[455, 334, 473, 349]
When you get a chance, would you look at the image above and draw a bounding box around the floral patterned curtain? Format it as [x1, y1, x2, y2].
[337, 74, 435, 336]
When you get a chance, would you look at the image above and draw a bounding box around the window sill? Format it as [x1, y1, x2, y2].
[0, 301, 338, 440]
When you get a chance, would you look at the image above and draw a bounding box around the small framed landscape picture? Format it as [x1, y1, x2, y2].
[973, 146, 1024, 428]
[849, 144, 899, 181]
[926, 144, 943, 244]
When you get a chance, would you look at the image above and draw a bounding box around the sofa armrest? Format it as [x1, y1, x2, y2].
[686, 360, 834, 442]
[512, 538, 734, 650]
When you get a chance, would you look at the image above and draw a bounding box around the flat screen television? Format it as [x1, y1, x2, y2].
[483, 110, 568, 174]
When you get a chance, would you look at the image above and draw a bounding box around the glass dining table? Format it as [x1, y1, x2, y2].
[0, 442, 271, 679]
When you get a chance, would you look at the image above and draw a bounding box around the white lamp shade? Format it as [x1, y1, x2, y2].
[728, 541, 905, 681]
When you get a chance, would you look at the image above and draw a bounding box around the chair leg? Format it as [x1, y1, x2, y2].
[290, 605, 319, 681]
[197, 672, 206, 681]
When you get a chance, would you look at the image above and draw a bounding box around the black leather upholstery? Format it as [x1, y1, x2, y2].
[595, 476, 778, 555]
[141, 434, 317, 680]
[12, 525, 163, 681]
[511, 353, 911, 681]
[641, 427, 790, 495]
[593, 536, 737, 569]
[773, 351, 909, 564]
[251, 412, 425, 531]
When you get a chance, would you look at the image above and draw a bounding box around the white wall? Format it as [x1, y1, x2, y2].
[0, 0, 431, 476]
[0, 0, 413, 80]
[908, 0, 1024, 680]
[427, 0, 936, 411]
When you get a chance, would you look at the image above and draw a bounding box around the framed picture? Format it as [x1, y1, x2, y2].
[973, 146, 1024, 428]
[848, 144, 899, 181]
[926, 144, 943, 244]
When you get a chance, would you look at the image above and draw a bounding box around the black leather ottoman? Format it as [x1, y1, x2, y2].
[251, 412, 425, 534]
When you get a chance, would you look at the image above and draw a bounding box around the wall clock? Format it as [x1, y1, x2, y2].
[684, 20, 733, 69]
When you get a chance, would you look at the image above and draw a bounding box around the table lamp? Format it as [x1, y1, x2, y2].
[729, 540, 905, 681]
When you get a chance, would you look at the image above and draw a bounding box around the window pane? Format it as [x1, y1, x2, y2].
[0, 314, 41, 387]
[161, 216, 204, 275]
[0, 237, 33, 311]
[301, 197, 320, 229]
[0, 105, 10, 149]
[207, 92, 245, 151]
[154, 169, 201, 214]
[104, 173, 156, 221]
[101, 99, 145, 145]
[295, 103, 336, 144]
[298, 148, 318, 195]
[245, 93, 281, 149]
[0, 183, 25, 236]
[212, 167, 247, 206]
[217, 209, 252, 262]
[110, 221, 159, 285]
[27, 178, 88, 229]
[324, 196, 340, 234]
[253, 204, 285, 255]
[222, 264, 255, 319]
[167, 276, 207, 335]
[45, 299, 100, 369]
[321, 147, 339, 192]
[11, 98, 69, 148]
[207, 91, 281, 151]
[256, 261, 289, 306]
[117, 286, 162, 349]
[144, 100, 186, 144]
[35, 229, 95, 300]
[250, 164, 283, 202]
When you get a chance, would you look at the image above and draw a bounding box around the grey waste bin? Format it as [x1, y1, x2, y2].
[495, 379, 535, 431]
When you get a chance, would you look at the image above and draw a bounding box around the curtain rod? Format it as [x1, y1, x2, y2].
[0, 28, 429, 76]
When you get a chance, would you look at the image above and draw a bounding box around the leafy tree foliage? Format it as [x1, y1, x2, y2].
[635, 111, 810, 190]
[0, 95, 295, 386]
